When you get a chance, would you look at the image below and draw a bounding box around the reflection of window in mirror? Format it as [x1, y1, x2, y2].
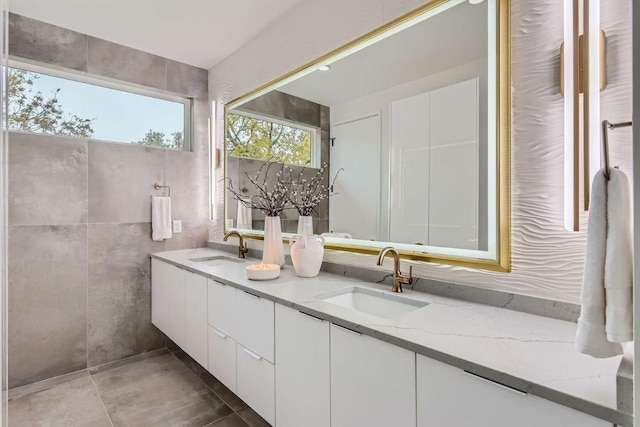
[226, 110, 319, 168]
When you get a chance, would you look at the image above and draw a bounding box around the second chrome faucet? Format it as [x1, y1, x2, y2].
[376, 247, 413, 292]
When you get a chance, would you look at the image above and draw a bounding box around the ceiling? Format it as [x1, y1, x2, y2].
[278, 0, 487, 107]
[8, 0, 307, 69]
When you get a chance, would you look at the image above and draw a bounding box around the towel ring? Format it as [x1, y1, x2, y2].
[154, 183, 171, 197]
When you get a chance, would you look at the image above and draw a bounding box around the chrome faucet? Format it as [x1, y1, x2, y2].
[223, 231, 249, 259]
[376, 247, 413, 293]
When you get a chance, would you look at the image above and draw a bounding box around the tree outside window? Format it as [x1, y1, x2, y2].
[226, 112, 312, 166]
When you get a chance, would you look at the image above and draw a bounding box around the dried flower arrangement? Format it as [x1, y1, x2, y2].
[226, 160, 292, 217]
[288, 163, 342, 216]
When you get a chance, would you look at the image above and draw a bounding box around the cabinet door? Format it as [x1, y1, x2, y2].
[237, 343, 275, 426]
[207, 279, 236, 337]
[235, 290, 275, 362]
[275, 305, 330, 427]
[208, 326, 237, 393]
[165, 263, 186, 348]
[417, 354, 611, 427]
[330, 324, 415, 427]
[151, 259, 170, 333]
[185, 271, 208, 368]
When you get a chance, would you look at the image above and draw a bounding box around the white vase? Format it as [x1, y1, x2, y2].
[290, 234, 325, 278]
[263, 216, 285, 268]
[297, 215, 314, 236]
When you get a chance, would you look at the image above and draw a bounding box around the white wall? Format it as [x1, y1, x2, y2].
[209, 0, 632, 304]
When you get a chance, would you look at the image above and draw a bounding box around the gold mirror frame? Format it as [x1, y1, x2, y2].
[223, 0, 511, 272]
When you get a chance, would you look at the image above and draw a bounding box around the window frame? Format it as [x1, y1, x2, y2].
[7, 58, 194, 151]
[226, 109, 320, 168]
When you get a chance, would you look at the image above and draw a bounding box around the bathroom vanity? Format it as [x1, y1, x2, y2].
[150, 248, 627, 427]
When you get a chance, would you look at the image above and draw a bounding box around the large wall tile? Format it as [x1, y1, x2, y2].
[87, 37, 166, 90]
[165, 220, 210, 251]
[8, 225, 88, 388]
[88, 141, 166, 223]
[165, 149, 210, 221]
[166, 60, 208, 99]
[9, 132, 88, 226]
[87, 223, 165, 367]
[8, 13, 88, 72]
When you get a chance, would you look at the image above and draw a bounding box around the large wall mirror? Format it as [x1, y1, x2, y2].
[224, 0, 510, 271]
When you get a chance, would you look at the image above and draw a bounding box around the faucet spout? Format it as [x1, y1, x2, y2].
[224, 231, 249, 259]
[376, 246, 412, 293]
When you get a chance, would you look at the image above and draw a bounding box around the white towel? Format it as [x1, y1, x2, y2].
[152, 197, 172, 241]
[237, 198, 252, 230]
[576, 168, 632, 358]
[604, 168, 633, 343]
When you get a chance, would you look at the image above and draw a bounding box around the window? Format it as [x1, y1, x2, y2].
[7, 64, 192, 150]
[226, 111, 317, 167]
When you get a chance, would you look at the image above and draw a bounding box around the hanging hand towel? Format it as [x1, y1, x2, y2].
[237, 197, 252, 230]
[604, 168, 633, 343]
[575, 170, 623, 358]
[152, 196, 172, 241]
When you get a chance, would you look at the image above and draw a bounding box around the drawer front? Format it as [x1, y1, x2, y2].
[237, 343, 275, 426]
[235, 290, 275, 362]
[207, 279, 236, 337]
[207, 326, 237, 393]
[151, 259, 169, 333]
[416, 355, 611, 427]
[166, 264, 186, 348]
[275, 305, 330, 427]
[185, 271, 208, 368]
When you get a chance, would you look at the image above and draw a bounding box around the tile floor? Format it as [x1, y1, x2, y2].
[8, 348, 271, 427]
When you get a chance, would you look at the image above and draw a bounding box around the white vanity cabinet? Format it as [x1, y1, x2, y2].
[206, 279, 276, 425]
[330, 323, 416, 427]
[184, 271, 208, 368]
[151, 260, 208, 366]
[275, 305, 330, 427]
[151, 259, 186, 348]
[416, 355, 612, 427]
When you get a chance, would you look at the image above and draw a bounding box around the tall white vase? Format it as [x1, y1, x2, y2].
[263, 216, 285, 268]
[297, 215, 314, 236]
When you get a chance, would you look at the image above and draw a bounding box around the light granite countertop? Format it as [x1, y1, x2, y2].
[150, 248, 629, 426]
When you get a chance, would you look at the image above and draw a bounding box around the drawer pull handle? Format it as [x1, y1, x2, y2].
[243, 291, 260, 299]
[213, 329, 227, 339]
[463, 371, 527, 396]
[299, 311, 323, 322]
[243, 348, 263, 361]
[333, 323, 362, 336]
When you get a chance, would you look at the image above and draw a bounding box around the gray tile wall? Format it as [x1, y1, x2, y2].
[8, 14, 210, 388]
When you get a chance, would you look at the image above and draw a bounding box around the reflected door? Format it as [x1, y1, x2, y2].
[329, 115, 381, 240]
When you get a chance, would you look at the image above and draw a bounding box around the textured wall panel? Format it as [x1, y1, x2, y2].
[209, 0, 632, 304]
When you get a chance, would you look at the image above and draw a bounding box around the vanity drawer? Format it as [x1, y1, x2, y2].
[416, 354, 611, 427]
[237, 343, 275, 426]
[234, 289, 275, 362]
[207, 279, 236, 337]
[208, 326, 237, 393]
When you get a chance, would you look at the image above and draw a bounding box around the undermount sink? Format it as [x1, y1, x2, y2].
[319, 287, 428, 319]
[189, 255, 245, 265]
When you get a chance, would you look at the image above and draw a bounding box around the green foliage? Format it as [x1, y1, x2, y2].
[226, 113, 311, 166]
[8, 68, 95, 138]
[134, 129, 184, 150]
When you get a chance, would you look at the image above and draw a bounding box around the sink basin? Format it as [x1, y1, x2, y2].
[319, 287, 428, 319]
[189, 255, 245, 266]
